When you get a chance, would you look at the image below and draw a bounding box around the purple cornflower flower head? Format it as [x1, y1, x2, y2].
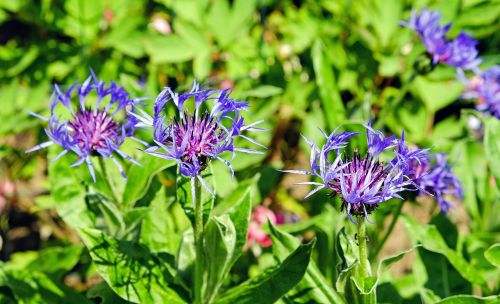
[26, 71, 142, 181]
[402, 8, 480, 71]
[409, 152, 463, 213]
[458, 66, 500, 118]
[283, 125, 416, 222]
[131, 82, 265, 194]
[441, 33, 481, 70]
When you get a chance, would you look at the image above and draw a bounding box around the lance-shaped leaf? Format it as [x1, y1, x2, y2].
[312, 38, 346, 130]
[202, 215, 237, 304]
[214, 239, 316, 304]
[402, 215, 486, 286]
[435, 295, 500, 304]
[203, 188, 252, 303]
[484, 118, 500, 187]
[269, 223, 346, 304]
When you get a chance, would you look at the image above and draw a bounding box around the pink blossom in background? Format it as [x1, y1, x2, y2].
[246, 205, 281, 250]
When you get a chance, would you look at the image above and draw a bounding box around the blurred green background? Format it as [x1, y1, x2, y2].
[0, 0, 499, 302]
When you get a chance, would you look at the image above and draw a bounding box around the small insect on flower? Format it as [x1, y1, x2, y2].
[131, 82, 265, 195]
[401, 8, 481, 71]
[26, 71, 143, 181]
[408, 151, 463, 214]
[282, 124, 419, 222]
[458, 66, 500, 119]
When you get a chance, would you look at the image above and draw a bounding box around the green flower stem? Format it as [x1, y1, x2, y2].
[192, 178, 204, 304]
[358, 219, 369, 281]
[357, 220, 375, 304]
[98, 157, 120, 205]
[370, 200, 404, 261]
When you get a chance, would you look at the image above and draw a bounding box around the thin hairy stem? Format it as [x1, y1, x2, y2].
[192, 178, 204, 304]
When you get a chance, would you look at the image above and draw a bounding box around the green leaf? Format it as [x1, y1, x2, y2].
[6, 46, 39, 77]
[312, 38, 346, 130]
[435, 295, 500, 304]
[484, 118, 500, 187]
[484, 243, 500, 268]
[203, 215, 237, 304]
[402, 216, 486, 285]
[353, 246, 420, 295]
[141, 187, 189, 254]
[206, 0, 257, 47]
[176, 230, 195, 290]
[202, 189, 251, 302]
[122, 156, 176, 208]
[369, 0, 402, 48]
[0, 268, 91, 304]
[78, 228, 187, 304]
[240, 85, 284, 98]
[48, 147, 95, 229]
[269, 223, 346, 304]
[213, 182, 253, 260]
[5, 245, 83, 280]
[87, 281, 132, 304]
[411, 75, 463, 112]
[215, 240, 316, 304]
[123, 207, 150, 234]
[86, 193, 125, 236]
[144, 35, 196, 64]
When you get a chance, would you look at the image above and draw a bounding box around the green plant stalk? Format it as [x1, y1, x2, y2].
[192, 178, 204, 304]
[358, 220, 368, 281]
[357, 220, 376, 304]
[98, 157, 120, 205]
[370, 200, 404, 260]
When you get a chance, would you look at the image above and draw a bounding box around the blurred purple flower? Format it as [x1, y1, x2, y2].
[402, 8, 480, 71]
[410, 152, 463, 213]
[283, 124, 416, 222]
[26, 71, 142, 181]
[459, 66, 500, 118]
[132, 82, 264, 194]
[441, 33, 481, 70]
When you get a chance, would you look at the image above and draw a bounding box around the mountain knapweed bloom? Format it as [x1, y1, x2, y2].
[459, 66, 500, 119]
[284, 125, 417, 222]
[402, 8, 481, 71]
[26, 72, 142, 181]
[131, 82, 264, 194]
[409, 152, 463, 213]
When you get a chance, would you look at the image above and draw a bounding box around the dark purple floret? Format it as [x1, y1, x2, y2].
[132, 82, 264, 194]
[283, 125, 415, 222]
[68, 110, 120, 155]
[410, 152, 463, 213]
[26, 71, 142, 181]
[402, 8, 480, 71]
[459, 65, 500, 118]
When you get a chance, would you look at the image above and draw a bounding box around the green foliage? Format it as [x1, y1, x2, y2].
[78, 227, 188, 304]
[215, 240, 315, 304]
[1, 0, 499, 303]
